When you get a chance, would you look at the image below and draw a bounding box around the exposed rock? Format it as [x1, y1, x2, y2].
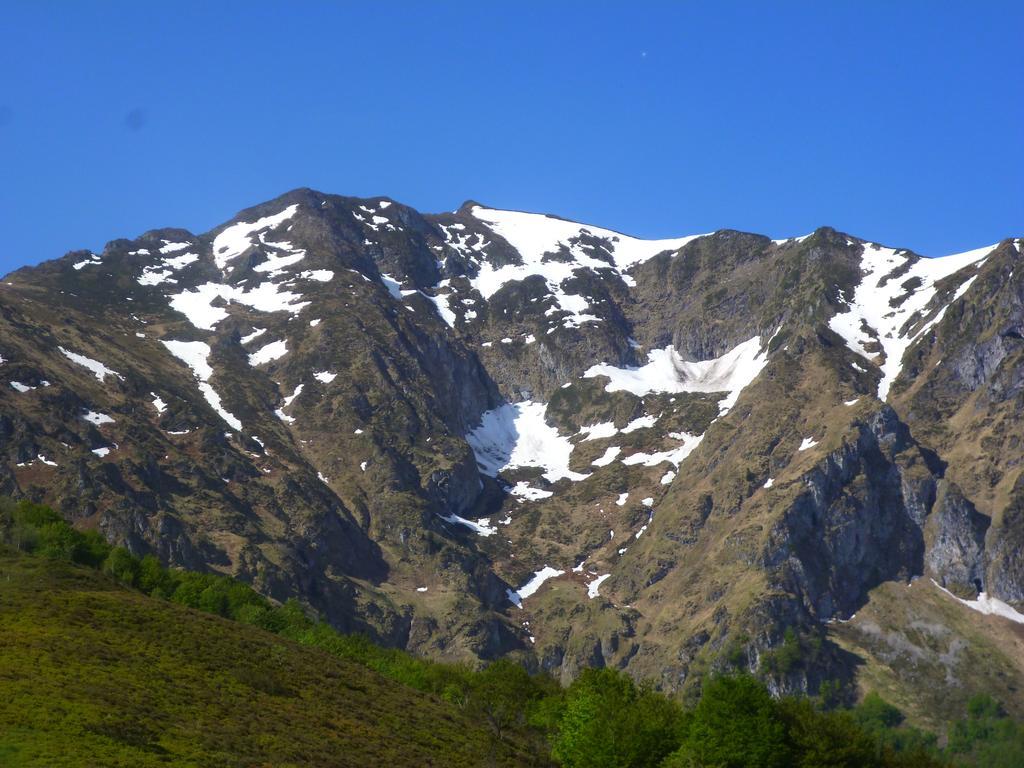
[0, 189, 1021, 713]
[924, 481, 989, 596]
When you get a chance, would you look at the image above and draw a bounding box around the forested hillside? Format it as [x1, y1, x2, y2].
[2, 499, 1020, 767]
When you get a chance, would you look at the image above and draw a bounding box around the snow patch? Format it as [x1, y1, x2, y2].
[248, 339, 288, 366]
[139, 251, 200, 286]
[281, 383, 303, 409]
[592, 446, 621, 467]
[439, 512, 497, 537]
[621, 414, 657, 433]
[161, 340, 243, 431]
[507, 566, 564, 608]
[82, 410, 114, 426]
[470, 206, 706, 329]
[621, 431, 703, 468]
[169, 281, 310, 331]
[466, 401, 589, 482]
[213, 204, 299, 269]
[828, 242, 996, 400]
[584, 335, 769, 413]
[587, 574, 611, 599]
[298, 269, 334, 282]
[510, 482, 553, 501]
[72, 256, 102, 270]
[59, 347, 122, 382]
[428, 293, 457, 327]
[932, 580, 1024, 625]
[240, 328, 266, 345]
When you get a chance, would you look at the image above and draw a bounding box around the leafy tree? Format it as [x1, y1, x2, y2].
[12, 500, 62, 528]
[75, 529, 111, 568]
[137, 554, 172, 596]
[552, 668, 682, 768]
[8, 500, 62, 552]
[948, 693, 1024, 766]
[103, 547, 140, 586]
[665, 674, 791, 768]
[855, 692, 904, 731]
[967, 692, 1005, 720]
[465, 658, 551, 741]
[761, 627, 803, 676]
[777, 697, 881, 767]
[169, 571, 209, 608]
[817, 679, 844, 711]
[35, 521, 83, 560]
[197, 582, 230, 616]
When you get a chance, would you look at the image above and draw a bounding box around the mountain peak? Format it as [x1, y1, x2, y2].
[1, 190, 1021, 717]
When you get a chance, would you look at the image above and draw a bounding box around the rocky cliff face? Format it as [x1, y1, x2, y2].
[1, 188, 1021, 713]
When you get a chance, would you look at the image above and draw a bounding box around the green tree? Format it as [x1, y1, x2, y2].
[465, 659, 544, 741]
[75, 529, 111, 568]
[967, 692, 1005, 720]
[13, 500, 62, 528]
[552, 668, 682, 768]
[777, 697, 880, 767]
[137, 554, 172, 596]
[169, 571, 209, 608]
[103, 547, 140, 586]
[35, 521, 82, 560]
[855, 692, 904, 731]
[665, 674, 791, 768]
[948, 693, 1024, 766]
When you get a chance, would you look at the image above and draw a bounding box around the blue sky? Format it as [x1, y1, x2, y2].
[1, 1, 1021, 273]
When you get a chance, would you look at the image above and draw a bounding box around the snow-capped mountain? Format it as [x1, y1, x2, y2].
[2, 188, 1022, 710]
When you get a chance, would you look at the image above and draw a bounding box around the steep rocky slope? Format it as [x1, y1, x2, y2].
[1, 188, 1021, 709]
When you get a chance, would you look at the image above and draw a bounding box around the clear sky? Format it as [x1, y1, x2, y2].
[1, 1, 1021, 273]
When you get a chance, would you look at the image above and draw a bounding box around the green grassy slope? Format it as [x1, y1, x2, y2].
[0, 549, 540, 768]
[829, 578, 1024, 731]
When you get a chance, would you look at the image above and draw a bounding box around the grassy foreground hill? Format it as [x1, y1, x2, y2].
[2, 498, 1021, 767]
[0, 549, 540, 767]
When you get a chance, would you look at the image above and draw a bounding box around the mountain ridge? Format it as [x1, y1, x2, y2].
[1, 187, 1021, 717]
[9, 186, 1000, 284]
